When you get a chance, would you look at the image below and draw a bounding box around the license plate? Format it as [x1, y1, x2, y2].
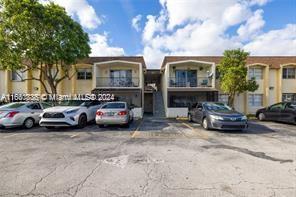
[105, 112, 115, 116]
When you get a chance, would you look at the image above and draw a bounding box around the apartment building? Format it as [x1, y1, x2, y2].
[160, 56, 296, 117]
[0, 56, 295, 118]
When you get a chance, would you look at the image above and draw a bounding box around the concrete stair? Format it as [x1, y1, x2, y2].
[153, 91, 166, 117]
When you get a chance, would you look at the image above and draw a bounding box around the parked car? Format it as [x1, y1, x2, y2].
[39, 100, 101, 129]
[0, 102, 52, 129]
[188, 102, 248, 130]
[96, 102, 134, 127]
[256, 102, 296, 124]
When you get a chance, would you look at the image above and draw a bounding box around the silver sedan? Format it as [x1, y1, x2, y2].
[95, 102, 134, 128]
[0, 102, 52, 129]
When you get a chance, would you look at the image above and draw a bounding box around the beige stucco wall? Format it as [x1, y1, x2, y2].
[268, 69, 277, 105]
[0, 71, 6, 95]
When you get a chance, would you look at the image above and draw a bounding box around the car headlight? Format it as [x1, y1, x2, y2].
[66, 109, 79, 114]
[241, 115, 248, 121]
[209, 115, 224, 121]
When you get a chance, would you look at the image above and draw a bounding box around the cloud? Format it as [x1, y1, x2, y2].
[237, 9, 265, 41]
[141, 0, 296, 68]
[132, 15, 142, 31]
[90, 33, 125, 56]
[244, 24, 296, 55]
[41, 0, 102, 29]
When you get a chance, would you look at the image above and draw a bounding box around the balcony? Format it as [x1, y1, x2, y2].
[168, 77, 212, 88]
[96, 77, 139, 88]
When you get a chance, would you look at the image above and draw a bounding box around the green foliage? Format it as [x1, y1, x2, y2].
[0, 0, 91, 94]
[218, 49, 259, 107]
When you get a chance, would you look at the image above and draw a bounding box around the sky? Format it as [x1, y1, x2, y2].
[42, 0, 296, 68]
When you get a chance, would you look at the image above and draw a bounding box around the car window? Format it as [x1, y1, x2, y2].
[27, 103, 42, 110]
[286, 103, 296, 110]
[0, 103, 25, 109]
[41, 102, 52, 109]
[204, 103, 232, 111]
[102, 103, 126, 109]
[269, 103, 284, 110]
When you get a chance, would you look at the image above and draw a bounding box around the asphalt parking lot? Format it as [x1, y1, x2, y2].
[0, 118, 295, 197]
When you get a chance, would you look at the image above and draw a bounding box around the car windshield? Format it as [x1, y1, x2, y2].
[204, 103, 232, 111]
[0, 103, 25, 109]
[102, 103, 125, 109]
[59, 100, 88, 107]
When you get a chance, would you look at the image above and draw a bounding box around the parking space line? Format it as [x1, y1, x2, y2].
[131, 120, 143, 138]
[70, 134, 79, 138]
[3, 134, 18, 138]
[181, 122, 209, 140]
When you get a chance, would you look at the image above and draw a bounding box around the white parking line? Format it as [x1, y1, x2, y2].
[3, 134, 18, 138]
[70, 134, 79, 138]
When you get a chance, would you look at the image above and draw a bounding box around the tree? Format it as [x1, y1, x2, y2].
[218, 49, 258, 108]
[0, 0, 91, 94]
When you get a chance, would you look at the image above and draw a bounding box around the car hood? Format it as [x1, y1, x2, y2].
[209, 110, 244, 117]
[43, 106, 82, 113]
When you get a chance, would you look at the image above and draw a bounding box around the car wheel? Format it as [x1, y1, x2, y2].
[202, 118, 209, 130]
[78, 114, 87, 128]
[188, 114, 193, 122]
[123, 122, 130, 128]
[258, 113, 265, 121]
[23, 118, 34, 129]
[98, 124, 105, 128]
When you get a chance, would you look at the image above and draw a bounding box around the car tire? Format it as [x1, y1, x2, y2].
[123, 123, 130, 128]
[98, 124, 105, 128]
[258, 113, 265, 121]
[23, 118, 34, 129]
[202, 117, 209, 130]
[78, 114, 87, 129]
[188, 114, 193, 122]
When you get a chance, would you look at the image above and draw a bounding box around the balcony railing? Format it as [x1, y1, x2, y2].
[169, 77, 212, 87]
[96, 77, 139, 87]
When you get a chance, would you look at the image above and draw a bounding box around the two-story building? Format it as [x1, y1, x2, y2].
[0, 56, 295, 118]
[160, 56, 296, 117]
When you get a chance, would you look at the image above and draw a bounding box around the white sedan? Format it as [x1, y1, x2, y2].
[39, 100, 101, 129]
[0, 102, 52, 129]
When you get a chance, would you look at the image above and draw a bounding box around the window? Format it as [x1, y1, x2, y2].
[102, 102, 126, 109]
[11, 71, 24, 81]
[248, 68, 263, 80]
[286, 103, 296, 110]
[248, 94, 263, 107]
[27, 103, 42, 110]
[283, 68, 296, 79]
[269, 103, 285, 111]
[77, 69, 92, 80]
[282, 93, 296, 102]
[172, 70, 197, 87]
[218, 94, 229, 104]
[110, 70, 133, 87]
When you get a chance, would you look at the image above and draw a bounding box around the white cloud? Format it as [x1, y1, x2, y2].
[41, 0, 102, 29]
[132, 15, 142, 31]
[141, 0, 296, 68]
[90, 33, 125, 56]
[244, 24, 296, 55]
[237, 9, 265, 41]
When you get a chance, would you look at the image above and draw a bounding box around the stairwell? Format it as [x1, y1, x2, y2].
[153, 91, 166, 117]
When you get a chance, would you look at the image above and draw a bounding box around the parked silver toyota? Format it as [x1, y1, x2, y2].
[0, 102, 52, 129]
[96, 102, 134, 127]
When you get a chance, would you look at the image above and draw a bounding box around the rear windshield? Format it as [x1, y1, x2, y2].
[0, 103, 25, 109]
[204, 103, 232, 111]
[102, 103, 125, 109]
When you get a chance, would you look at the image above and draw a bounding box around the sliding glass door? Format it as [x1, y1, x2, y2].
[175, 70, 197, 87]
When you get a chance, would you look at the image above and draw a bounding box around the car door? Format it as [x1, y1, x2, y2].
[194, 103, 204, 123]
[281, 103, 296, 123]
[87, 101, 101, 121]
[27, 103, 43, 123]
[265, 103, 284, 121]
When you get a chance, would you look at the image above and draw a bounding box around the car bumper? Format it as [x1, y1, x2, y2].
[209, 119, 248, 130]
[0, 118, 22, 128]
[96, 116, 129, 125]
[39, 117, 78, 127]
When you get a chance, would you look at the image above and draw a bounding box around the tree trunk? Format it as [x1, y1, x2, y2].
[228, 93, 235, 109]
